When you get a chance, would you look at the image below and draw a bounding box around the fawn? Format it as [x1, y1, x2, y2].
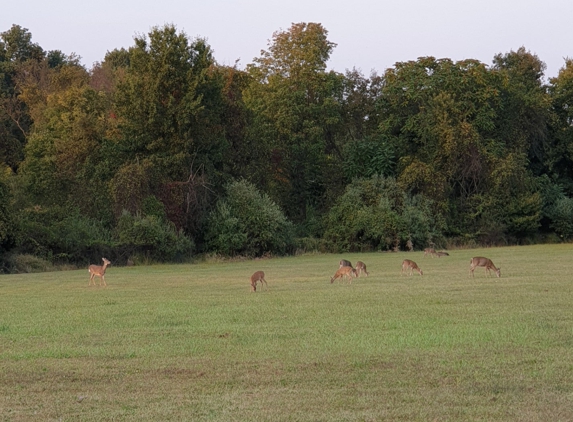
[330, 266, 358, 283]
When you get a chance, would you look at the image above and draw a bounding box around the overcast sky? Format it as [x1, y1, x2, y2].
[3, 0, 572, 80]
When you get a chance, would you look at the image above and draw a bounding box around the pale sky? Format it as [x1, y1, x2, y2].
[3, 0, 572, 80]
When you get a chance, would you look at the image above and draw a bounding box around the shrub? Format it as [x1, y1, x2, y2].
[205, 180, 295, 256]
[15, 206, 113, 263]
[116, 211, 194, 262]
[549, 196, 573, 239]
[324, 175, 444, 252]
[3, 254, 55, 274]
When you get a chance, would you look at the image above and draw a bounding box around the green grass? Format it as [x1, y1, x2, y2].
[1, 244, 573, 421]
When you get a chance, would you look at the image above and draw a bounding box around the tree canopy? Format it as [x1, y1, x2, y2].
[1, 22, 572, 269]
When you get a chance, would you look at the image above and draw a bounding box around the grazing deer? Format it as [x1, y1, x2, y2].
[424, 248, 437, 258]
[250, 271, 268, 292]
[330, 266, 357, 284]
[469, 257, 501, 278]
[88, 258, 111, 286]
[401, 259, 423, 276]
[339, 259, 352, 268]
[355, 261, 369, 277]
[436, 251, 449, 257]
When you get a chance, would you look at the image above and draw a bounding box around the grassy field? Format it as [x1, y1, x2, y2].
[1, 244, 573, 421]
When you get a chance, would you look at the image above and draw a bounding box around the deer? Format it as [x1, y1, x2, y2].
[469, 257, 501, 278]
[424, 248, 437, 258]
[250, 271, 268, 292]
[339, 259, 352, 268]
[401, 259, 423, 276]
[355, 261, 369, 277]
[330, 266, 358, 284]
[436, 251, 449, 257]
[88, 258, 111, 286]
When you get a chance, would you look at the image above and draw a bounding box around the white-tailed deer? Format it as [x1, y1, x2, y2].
[424, 248, 437, 258]
[330, 266, 357, 284]
[401, 259, 423, 276]
[469, 257, 501, 278]
[250, 271, 268, 292]
[339, 259, 352, 268]
[436, 251, 449, 257]
[355, 261, 369, 277]
[88, 258, 111, 286]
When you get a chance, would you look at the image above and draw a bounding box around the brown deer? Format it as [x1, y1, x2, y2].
[401, 259, 423, 276]
[88, 258, 111, 286]
[250, 271, 268, 292]
[339, 259, 352, 268]
[436, 251, 449, 257]
[424, 248, 437, 258]
[355, 261, 369, 277]
[469, 257, 501, 278]
[330, 266, 357, 284]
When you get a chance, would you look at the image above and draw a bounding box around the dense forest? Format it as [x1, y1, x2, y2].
[1, 22, 572, 271]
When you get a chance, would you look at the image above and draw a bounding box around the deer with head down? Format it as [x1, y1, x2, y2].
[469, 257, 501, 278]
[355, 261, 369, 277]
[331, 266, 357, 284]
[88, 258, 111, 286]
[250, 271, 268, 292]
[401, 259, 423, 276]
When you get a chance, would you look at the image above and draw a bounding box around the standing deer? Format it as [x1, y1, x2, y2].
[424, 248, 437, 258]
[88, 258, 111, 286]
[250, 271, 268, 292]
[339, 259, 352, 268]
[330, 266, 357, 283]
[355, 261, 369, 277]
[401, 259, 423, 276]
[469, 257, 501, 278]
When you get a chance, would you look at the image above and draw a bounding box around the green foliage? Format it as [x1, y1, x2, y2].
[343, 136, 395, 179]
[0, 25, 44, 62]
[548, 59, 573, 194]
[116, 211, 194, 262]
[0, 25, 46, 172]
[114, 24, 208, 178]
[2, 253, 54, 273]
[3, 23, 573, 267]
[245, 22, 345, 221]
[492, 47, 551, 172]
[548, 196, 573, 239]
[205, 180, 295, 256]
[0, 176, 15, 254]
[15, 206, 113, 263]
[324, 175, 443, 252]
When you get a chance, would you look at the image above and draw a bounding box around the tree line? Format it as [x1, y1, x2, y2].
[1, 22, 572, 271]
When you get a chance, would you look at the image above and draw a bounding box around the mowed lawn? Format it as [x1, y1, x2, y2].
[1, 244, 573, 421]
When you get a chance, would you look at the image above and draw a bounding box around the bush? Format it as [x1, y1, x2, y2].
[116, 211, 194, 262]
[549, 196, 573, 239]
[3, 254, 55, 274]
[15, 206, 113, 263]
[205, 180, 295, 256]
[324, 175, 444, 252]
